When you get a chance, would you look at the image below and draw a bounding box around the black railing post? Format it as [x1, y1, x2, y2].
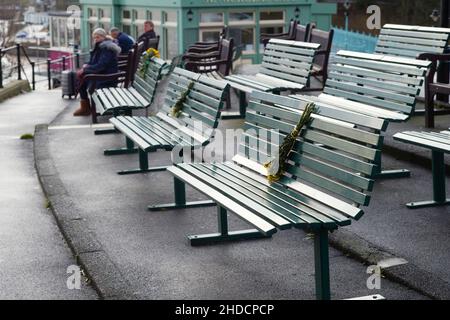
[16, 43, 21, 80]
[62, 56, 66, 71]
[0, 49, 3, 89]
[31, 61, 35, 90]
[75, 53, 80, 69]
[47, 58, 51, 90]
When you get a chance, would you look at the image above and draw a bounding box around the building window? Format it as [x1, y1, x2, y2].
[134, 8, 149, 37]
[200, 12, 224, 25]
[199, 29, 222, 42]
[99, 7, 111, 32]
[229, 11, 255, 53]
[259, 10, 285, 52]
[229, 12, 254, 24]
[122, 9, 132, 35]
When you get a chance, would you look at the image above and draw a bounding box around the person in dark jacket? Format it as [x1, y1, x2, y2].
[73, 28, 121, 116]
[110, 27, 135, 54]
[138, 21, 157, 50]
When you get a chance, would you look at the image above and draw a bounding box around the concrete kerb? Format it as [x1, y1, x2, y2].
[329, 229, 450, 300]
[33, 124, 137, 300]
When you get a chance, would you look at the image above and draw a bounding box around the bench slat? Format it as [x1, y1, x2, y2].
[168, 166, 278, 235]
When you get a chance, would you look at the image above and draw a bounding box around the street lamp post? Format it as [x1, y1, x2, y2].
[343, 0, 351, 50]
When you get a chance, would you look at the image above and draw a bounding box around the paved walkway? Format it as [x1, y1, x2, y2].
[0, 90, 97, 299]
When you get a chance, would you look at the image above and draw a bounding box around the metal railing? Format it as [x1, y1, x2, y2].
[0, 43, 36, 90]
[44, 51, 90, 90]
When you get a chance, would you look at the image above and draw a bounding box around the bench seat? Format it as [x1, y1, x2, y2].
[224, 39, 320, 118]
[152, 91, 387, 300]
[104, 67, 230, 175]
[393, 129, 450, 209]
[91, 57, 166, 117]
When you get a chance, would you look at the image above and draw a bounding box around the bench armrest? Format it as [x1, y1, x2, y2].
[186, 45, 219, 54]
[80, 71, 126, 93]
[260, 32, 289, 38]
[183, 51, 220, 61]
[418, 53, 450, 86]
[185, 59, 228, 73]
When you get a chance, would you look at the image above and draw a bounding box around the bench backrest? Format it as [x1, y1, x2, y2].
[234, 91, 387, 220]
[295, 23, 313, 42]
[132, 56, 166, 105]
[323, 50, 430, 119]
[159, 67, 230, 145]
[310, 27, 334, 72]
[287, 19, 298, 39]
[130, 41, 145, 84]
[147, 35, 160, 51]
[218, 38, 234, 77]
[260, 39, 320, 87]
[375, 24, 450, 58]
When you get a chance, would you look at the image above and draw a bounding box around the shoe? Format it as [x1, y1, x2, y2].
[73, 99, 91, 116]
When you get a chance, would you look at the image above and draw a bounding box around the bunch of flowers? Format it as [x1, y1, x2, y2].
[139, 48, 161, 79]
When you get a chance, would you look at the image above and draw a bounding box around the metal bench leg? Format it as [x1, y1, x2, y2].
[104, 137, 139, 156]
[407, 150, 450, 209]
[148, 177, 216, 211]
[188, 206, 270, 246]
[374, 153, 410, 179]
[94, 128, 120, 135]
[314, 228, 331, 300]
[118, 148, 168, 175]
[221, 91, 246, 120]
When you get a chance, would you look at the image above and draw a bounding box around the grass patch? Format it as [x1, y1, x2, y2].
[20, 133, 34, 140]
[45, 199, 52, 209]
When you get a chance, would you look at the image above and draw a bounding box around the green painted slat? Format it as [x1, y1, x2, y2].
[303, 129, 379, 161]
[286, 164, 370, 206]
[289, 152, 373, 191]
[208, 163, 346, 226]
[261, 62, 310, 77]
[378, 34, 447, 47]
[296, 141, 377, 176]
[193, 164, 318, 226]
[143, 116, 196, 147]
[377, 39, 443, 54]
[91, 93, 106, 113]
[328, 71, 420, 96]
[326, 79, 415, 107]
[393, 133, 450, 154]
[168, 165, 277, 235]
[179, 164, 292, 229]
[261, 49, 314, 63]
[334, 55, 425, 76]
[118, 116, 169, 147]
[262, 56, 311, 70]
[323, 87, 413, 115]
[220, 162, 350, 225]
[110, 117, 153, 150]
[379, 28, 450, 41]
[132, 116, 176, 146]
[328, 64, 422, 86]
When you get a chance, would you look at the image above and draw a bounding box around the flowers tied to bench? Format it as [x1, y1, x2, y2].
[264, 102, 317, 183]
[170, 81, 196, 118]
[139, 48, 161, 79]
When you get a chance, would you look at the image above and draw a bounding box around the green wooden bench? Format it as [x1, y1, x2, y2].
[375, 24, 450, 58]
[91, 57, 167, 127]
[291, 50, 430, 179]
[104, 67, 230, 177]
[224, 39, 320, 118]
[393, 129, 450, 209]
[150, 91, 387, 300]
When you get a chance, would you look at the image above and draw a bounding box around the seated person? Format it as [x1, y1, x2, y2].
[110, 27, 135, 54]
[74, 28, 121, 116]
[138, 21, 157, 50]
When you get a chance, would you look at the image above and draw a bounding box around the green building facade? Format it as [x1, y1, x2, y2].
[79, 0, 336, 63]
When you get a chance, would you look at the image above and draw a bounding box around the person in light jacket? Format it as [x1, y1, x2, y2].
[74, 28, 121, 116]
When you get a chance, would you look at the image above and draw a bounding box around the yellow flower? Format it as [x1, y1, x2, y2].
[145, 48, 160, 58]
